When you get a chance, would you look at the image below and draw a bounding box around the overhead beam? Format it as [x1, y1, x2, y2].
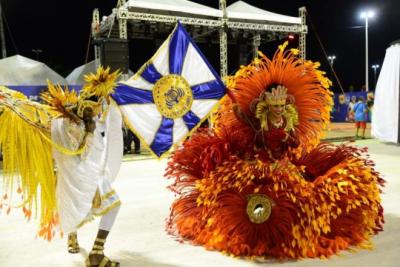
[118, 9, 221, 27]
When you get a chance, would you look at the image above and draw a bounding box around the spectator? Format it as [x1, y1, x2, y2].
[132, 132, 141, 154]
[346, 95, 357, 122]
[123, 125, 140, 154]
[366, 97, 374, 122]
[353, 96, 368, 139]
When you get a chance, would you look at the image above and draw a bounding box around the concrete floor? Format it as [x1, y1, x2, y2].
[0, 138, 399, 267]
[323, 122, 372, 140]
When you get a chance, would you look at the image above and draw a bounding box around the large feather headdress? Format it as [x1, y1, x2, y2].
[217, 42, 333, 153]
[41, 66, 120, 120]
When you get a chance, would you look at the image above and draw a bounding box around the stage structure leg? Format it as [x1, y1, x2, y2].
[299, 7, 307, 60]
[92, 8, 101, 68]
[219, 0, 228, 79]
[118, 12, 129, 80]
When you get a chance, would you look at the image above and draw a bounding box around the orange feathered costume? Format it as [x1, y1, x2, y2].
[165, 44, 384, 259]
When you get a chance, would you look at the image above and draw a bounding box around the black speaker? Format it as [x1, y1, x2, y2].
[97, 38, 129, 73]
[238, 44, 249, 66]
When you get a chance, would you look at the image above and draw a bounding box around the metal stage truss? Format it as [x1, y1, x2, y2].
[92, 0, 308, 78]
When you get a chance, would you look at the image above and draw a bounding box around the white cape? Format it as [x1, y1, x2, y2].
[51, 103, 123, 233]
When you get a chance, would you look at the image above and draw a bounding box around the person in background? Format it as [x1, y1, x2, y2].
[132, 132, 141, 154]
[347, 95, 356, 122]
[353, 96, 368, 139]
[123, 125, 132, 154]
[123, 125, 141, 154]
[366, 97, 374, 122]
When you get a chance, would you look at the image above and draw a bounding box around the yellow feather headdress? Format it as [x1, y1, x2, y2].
[77, 66, 120, 118]
[41, 66, 120, 119]
[41, 82, 79, 121]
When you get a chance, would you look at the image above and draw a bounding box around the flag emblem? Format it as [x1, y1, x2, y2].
[112, 22, 225, 158]
[153, 74, 193, 119]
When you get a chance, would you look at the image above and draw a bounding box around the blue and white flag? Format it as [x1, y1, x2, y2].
[112, 22, 225, 158]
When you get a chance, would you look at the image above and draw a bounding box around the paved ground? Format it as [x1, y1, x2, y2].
[1, 135, 399, 267]
[323, 122, 371, 141]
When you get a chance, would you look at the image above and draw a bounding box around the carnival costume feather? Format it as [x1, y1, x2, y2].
[166, 43, 384, 259]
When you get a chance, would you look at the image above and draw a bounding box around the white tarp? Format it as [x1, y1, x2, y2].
[124, 0, 222, 18]
[123, 0, 300, 24]
[227, 1, 301, 24]
[372, 43, 400, 143]
[66, 59, 100, 85]
[66, 59, 134, 85]
[0, 55, 66, 85]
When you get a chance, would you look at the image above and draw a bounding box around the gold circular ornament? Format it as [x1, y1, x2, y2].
[338, 94, 346, 105]
[152, 74, 193, 119]
[246, 194, 273, 224]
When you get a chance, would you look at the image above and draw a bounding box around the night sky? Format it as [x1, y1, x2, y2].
[1, 0, 399, 93]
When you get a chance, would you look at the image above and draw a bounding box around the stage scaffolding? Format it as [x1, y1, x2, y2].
[92, 0, 307, 78]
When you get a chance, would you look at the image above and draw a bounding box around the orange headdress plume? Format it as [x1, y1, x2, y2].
[216, 42, 333, 154]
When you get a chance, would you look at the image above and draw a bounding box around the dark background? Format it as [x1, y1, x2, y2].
[1, 0, 399, 92]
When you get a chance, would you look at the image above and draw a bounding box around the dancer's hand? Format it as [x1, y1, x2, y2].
[85, 120, 96, 133]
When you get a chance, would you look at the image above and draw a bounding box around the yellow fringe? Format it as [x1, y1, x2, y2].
[38, 130, 88, 156]
[0, 108, 57, 231]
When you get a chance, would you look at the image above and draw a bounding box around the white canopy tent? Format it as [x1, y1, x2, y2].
[0, 55, 67, 101]
[66, 59, 134, 85]
[121, 0, 300, 23]
[226, 1, 301, 24]
[94, 0, 307, 77]
[372, 42, 400, 143]
[123, 0, 222, 18]
[66, 59, 100, 85]
[0, 55, 66, 86]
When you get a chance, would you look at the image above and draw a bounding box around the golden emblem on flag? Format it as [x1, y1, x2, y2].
[153, 74, 193, 119]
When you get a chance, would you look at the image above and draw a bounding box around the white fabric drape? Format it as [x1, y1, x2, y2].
[372, 44, 400, 143]
[104, 103, 124, 182]
[52, 103, 123, 233]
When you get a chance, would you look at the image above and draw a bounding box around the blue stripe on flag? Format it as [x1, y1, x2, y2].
[191, 80, 226, 99]
[169, 23, 190, 75]
[150, 117, 174, 156]
[141, 64, 163, 84]
[112, 84, 154, 105]
[182, 110, 201, 131]
[174, 22, 224, 90]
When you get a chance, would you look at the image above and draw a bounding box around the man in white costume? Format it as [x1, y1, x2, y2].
[51, 87, 124, 267]
[0, 67, 123, 267]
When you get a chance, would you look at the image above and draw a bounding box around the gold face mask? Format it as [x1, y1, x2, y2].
[77, 100, 97, 119]
[76, 85, 105, 119]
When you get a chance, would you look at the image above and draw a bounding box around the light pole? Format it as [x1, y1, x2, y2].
[0, 2, 7, 58]
[360, 10, 375, 92]
[371, 64, 380, 89]
[328, 55, 336, 66]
